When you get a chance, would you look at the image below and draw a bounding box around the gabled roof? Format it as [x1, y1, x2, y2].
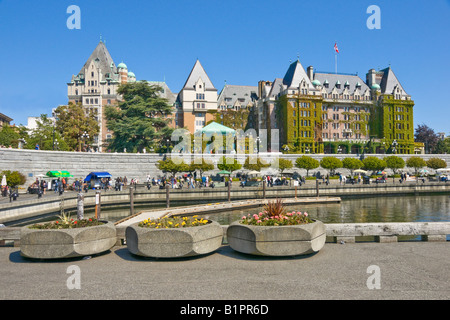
[282, 60, 313, 89]
[379, 67, 408, 96]
[78, 41, 117, 80]
[182, 60, 216, 90]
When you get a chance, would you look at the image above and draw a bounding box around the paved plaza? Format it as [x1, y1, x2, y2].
[1, 241, 449, 301]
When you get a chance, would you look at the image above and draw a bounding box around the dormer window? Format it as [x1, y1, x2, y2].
[344, 81, 350, 89]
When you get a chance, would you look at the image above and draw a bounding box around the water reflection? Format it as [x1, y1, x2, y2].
[199, 194, 450, 225]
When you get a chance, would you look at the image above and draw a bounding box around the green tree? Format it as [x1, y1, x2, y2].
[54, 102, 99, 151]
[362, 156, 386, 172]
[278, 158, 293, 174]
[25, 114, 69, 151]
[0, 125, 20, 148]
[342, 158, 363, 176]
[243, 156, 270, 171]
[217, 156, 242, 173]
[105, 81, 173, 153]
[156, 158, 190, 178]
[435, 138, 450, 154]
[406, 156, 427, 176]
[295, 155, 319, 176]
[384, 156, 405, 175]
[426, 157, 447, 170]
[189, 158, 214, 178]
[319, 156, 342, 175]
[1, 170, 26, 187]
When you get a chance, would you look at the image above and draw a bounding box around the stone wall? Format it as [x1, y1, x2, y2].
[0, 148, 449, 185]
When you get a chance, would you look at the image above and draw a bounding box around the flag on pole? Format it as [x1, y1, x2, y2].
[334, 42, 339, 53]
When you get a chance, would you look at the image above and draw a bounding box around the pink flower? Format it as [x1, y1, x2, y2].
[259, 212, 263, 216]
[304, 212, 308, 217]
[242, 216, 246, 219]
[257, 220, 262, 223]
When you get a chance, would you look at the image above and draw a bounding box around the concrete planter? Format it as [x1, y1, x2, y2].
[126, 220, 223, 258]
[227, 220, 326, 256]
[20, 221, 117, 259]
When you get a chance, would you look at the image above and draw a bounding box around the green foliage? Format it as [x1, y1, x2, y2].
[24, 114, 69, 151]
[295, 155, 319, 176]
[0, 125, 21, 148]
[384, 155, 405, 174]
[406, 156, 427, 175]
[426, 157, 447, 170]
[278, 158, 293, 173]
[105, 81, 174, 153]
[189, 158, 214, 177]
[435, 138, 450, 154]
[1, 170, 26, 187]
[243, 156, 270, 171]
[217, 156, 242, 172]
[54, 102, 99, 151]
[156, 158, 190, 177]
[319, 156, 342, 174]
[342, 158, 363, 175]
[362, 156, 386, 171]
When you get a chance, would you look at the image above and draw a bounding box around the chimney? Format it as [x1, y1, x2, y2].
[307, 66, 314, 81]
[366, 69, 376, 87]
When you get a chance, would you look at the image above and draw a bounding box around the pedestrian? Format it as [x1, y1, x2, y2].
[54, 179, 59, 194]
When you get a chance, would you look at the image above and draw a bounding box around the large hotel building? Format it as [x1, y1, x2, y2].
[67, 41, 414, 154]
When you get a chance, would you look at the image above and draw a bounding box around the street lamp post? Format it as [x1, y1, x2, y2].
[81, 131, 89, 152]
[392, 139, 398, 154]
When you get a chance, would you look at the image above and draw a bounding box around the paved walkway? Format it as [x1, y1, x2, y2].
[1, 242, 448, 301]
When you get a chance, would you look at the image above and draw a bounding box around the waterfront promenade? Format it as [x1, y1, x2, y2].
[0, 242, 449, 300]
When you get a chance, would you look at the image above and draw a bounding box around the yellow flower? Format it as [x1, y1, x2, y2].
[182, 221, 186, 226]
[193, 215, 198, 218]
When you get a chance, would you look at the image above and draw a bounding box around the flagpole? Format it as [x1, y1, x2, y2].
[335, 52, 337, 74]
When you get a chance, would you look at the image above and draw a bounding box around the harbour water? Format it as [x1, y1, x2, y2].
[12, 194, 450, 227]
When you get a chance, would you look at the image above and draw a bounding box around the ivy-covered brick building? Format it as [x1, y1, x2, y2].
[256, 59, 415, 154]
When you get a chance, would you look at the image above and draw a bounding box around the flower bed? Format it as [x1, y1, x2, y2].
[20, 220, 117, 260]
[29, 218, 103, 229]
[227, 199, 325, 257]
[138, 215, 210, 229]
[126, 216, 223, 258]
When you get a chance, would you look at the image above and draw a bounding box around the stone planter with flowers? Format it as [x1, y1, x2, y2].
[20, 213, 117, 260]
[126, 215, 223, 258]
[227, 199, 326, 256]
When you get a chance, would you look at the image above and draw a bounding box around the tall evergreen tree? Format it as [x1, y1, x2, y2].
[105, 81, 174, 153]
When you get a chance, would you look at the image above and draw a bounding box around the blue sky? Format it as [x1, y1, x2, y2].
[0, 0, 449, 134]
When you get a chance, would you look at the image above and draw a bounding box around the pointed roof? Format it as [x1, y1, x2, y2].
[78, 41, 117, 78]
[182, 60, 216, 90]
[379, 67, 408, 96]
[282, 60, 314, 89]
